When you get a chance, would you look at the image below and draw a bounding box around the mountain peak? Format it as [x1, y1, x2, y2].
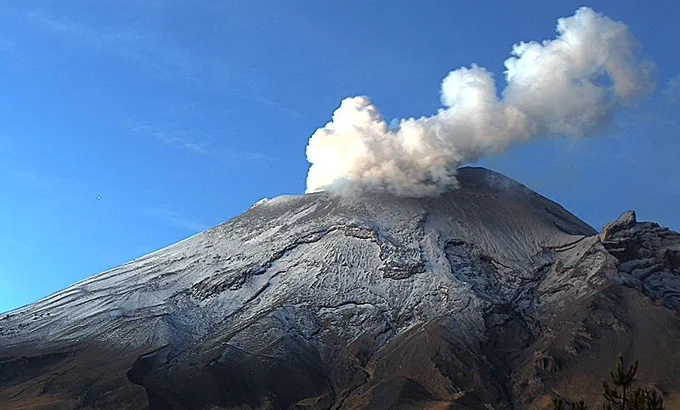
[2, 168, 679, 409]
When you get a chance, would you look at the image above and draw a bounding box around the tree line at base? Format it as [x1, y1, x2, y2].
[552, 356, 663, 410]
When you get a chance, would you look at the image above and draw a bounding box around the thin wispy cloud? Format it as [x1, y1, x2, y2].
[24, 9, 210, 84]
[0, 236, 39, 253]
[249, 89, 304, 120]
[144, 208, 208, 233]
[21, 8, 306, 117]
[126, 120, 273, 166]
[130, 122, 209, 154]
[663, 74, 680, 103]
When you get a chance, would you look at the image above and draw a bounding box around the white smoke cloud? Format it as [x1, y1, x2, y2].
[305, 7, 654, 196]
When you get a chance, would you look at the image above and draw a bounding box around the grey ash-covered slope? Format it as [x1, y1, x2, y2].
[1, 167, 680, 410]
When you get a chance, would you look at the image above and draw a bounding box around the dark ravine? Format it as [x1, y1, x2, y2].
[1, 167, 680, 410]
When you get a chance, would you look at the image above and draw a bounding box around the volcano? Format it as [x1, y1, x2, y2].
[2, 167, 680, 409]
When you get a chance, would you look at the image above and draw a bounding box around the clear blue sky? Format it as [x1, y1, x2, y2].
[1, 1, 679, 312]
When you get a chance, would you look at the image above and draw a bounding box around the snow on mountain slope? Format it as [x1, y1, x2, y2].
[2, 167, 679, 410]
[0, 167, 592, 349]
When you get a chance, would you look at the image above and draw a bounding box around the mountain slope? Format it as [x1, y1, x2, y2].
[1, 167, 679, 410]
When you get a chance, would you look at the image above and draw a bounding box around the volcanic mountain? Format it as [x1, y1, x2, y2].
[1, 167, 680, 410]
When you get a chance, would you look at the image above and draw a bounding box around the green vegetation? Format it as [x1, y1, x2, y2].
[552, 356, 663, 410]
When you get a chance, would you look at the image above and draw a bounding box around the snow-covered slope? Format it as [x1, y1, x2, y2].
[1, 167, 679, 410]
[0, 167, 591, 348]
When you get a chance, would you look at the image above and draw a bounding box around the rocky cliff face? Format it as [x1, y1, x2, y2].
[1, 167, 679, 410]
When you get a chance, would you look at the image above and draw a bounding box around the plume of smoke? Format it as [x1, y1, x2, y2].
[305, 7, 654, 196]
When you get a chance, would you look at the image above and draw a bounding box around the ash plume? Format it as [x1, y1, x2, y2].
[305, 7, 654, 196]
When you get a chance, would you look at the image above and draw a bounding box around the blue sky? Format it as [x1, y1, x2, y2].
[1, 1, 679, 312]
